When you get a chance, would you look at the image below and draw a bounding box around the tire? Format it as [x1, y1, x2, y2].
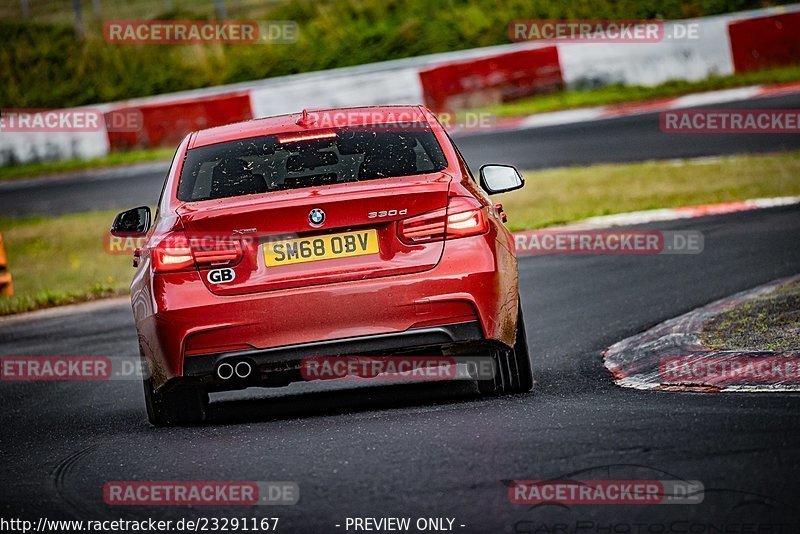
[476, 304, 533, 396]
[476, 347, 509, 396]
[143, 377, 208, 426]
[510, 304, 534, 393]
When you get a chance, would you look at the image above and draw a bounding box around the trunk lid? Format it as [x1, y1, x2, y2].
[176, 173, 451, 295]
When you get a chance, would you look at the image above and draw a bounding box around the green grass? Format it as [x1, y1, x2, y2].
[0, 0, 289, 25]
[0, 210, 135, 315]
[701, 280, 800, 351]
[0, 148, 173, 182]
[1, 0, 793, 108]
[1, 150, 800, 315]
[498, 151, 800, 230]
[481, 65, 800, 118]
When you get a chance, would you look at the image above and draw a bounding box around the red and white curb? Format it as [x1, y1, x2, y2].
[603, 275, 800, 393]
[453, 82, 800, 135]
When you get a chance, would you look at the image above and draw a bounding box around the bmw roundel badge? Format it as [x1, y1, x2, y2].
[309, 208, 326, 226]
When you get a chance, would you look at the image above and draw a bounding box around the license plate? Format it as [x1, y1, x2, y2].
[264, 229, 379, 267]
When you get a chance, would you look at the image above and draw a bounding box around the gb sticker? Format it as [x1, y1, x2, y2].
[207, 268, 235, 284]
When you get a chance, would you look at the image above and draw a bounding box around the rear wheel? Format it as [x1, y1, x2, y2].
[476, 304, 533, 395]
[510, 304, 534, 393]
[476, 347, 509, 396]
[143, 377, 208, 427]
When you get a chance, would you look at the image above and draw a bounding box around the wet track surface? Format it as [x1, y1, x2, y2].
[1, 206, 800, 529]
[2, 93, 800, 216]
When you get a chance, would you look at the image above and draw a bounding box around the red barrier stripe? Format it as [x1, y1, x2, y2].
[105, 92, 253, 151]
[729, 12, 800, 73]
[418, 47, 563, 111]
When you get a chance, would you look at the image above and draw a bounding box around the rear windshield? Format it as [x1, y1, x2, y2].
[177, 125, 449, 202]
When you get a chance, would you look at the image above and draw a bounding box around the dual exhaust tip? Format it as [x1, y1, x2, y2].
[216, 360, 252, 381]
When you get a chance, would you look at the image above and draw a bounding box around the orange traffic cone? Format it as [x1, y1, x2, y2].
[0, 233, 13, 297]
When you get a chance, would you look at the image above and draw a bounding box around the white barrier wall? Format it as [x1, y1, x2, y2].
[559, 17, 734, 88]
[249, 67, 424, 118]
[559, 4, 800, 88]
[0, 129, 109, 167]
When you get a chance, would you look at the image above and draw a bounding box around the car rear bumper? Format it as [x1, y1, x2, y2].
[177, 321, 500, 392]
[134, 233, 518, 390]
[184, 320, 484, 377]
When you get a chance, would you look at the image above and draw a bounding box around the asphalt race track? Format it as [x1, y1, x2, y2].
[2, 88, 800, 530]
[1, 205, 800, 530]
[2, 93, 800, 217]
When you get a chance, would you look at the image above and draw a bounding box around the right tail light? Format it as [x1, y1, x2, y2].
[398, 196, 488, 245]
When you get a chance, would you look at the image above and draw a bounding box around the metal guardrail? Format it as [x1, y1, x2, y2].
[0, 233, 14, 297]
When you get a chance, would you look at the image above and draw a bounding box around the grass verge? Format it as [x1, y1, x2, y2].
[701, 280, 800, 351]
[0, 148, 173, 182]
[1, 150, 800, 315]
[481, 65, 800, 118]
[0, 210, 134, 315]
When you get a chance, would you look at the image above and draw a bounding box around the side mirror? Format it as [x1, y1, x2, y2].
[111, 206, 151, 236]
[479, 164, 524, 195]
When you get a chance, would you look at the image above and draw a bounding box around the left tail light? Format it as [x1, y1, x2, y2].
[152, 232, 243, 273]
[152, 233, 194, 272]
[398, 196, 489, 244]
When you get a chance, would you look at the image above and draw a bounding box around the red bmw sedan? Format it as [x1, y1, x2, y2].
[111, 106, 532, 425]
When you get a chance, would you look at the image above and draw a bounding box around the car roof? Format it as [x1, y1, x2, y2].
[189, 105, 430, 149]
